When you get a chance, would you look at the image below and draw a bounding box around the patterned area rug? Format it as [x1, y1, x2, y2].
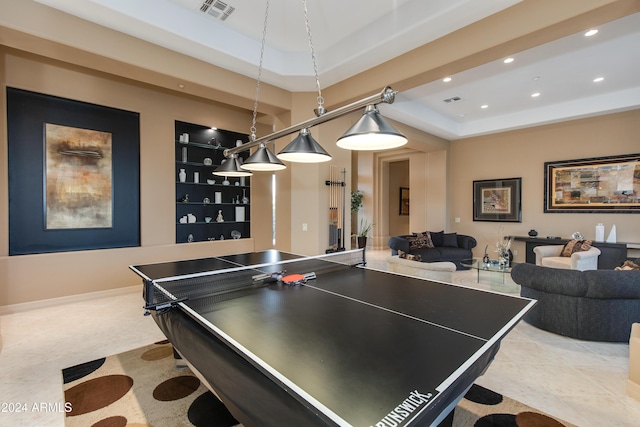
[61, 341, 576, 427]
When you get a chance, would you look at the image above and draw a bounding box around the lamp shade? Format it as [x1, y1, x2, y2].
[336, 105, 407, 150]
[241, 144, 286, 171]
[278, 128, 332, 163]
[212, 155, 253, 177]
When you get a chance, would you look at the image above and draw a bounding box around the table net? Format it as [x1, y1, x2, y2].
[144, 249, 365, 312]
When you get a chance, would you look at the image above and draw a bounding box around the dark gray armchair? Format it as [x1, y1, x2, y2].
[511, 261, 640, 342]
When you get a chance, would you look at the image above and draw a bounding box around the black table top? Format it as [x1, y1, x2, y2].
[131, 250, 535, 426]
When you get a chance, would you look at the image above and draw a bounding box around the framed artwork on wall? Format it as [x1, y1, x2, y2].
[7, 87, 140, 255]
[399, 187, 409, 215]
[473, 177, 522, 222]
[544, 153, 640, 213]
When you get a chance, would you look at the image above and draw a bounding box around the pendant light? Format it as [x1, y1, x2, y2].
[278, 128, 331, 163]
[212, 154, 252, 177]
[242, 143, 286, 171]
[336, 105, 408, 150]
[238, 0, 286, 172]
[276, 0, 331, 164]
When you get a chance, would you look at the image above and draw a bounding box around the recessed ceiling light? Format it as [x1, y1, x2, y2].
[481, 105, 488, 109]
[503, 57, 514, 64]
[443, 77, 452, 83]
[178, 84, 185, 89]
[531, 92, 541, 98]
[593, 77, 604, 83]
[210, 127, 218, 131]
[585, 29, 598, 37]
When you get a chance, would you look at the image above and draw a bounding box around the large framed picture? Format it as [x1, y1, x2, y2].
[544, 153, 640, 213]
[7, 88, 140, 255]
[473, 177, 522, 222]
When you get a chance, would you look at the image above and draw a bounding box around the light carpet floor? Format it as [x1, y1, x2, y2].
[62, 341, 577, 427]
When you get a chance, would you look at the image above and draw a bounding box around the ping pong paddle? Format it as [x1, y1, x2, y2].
[282, 274, 305, 285]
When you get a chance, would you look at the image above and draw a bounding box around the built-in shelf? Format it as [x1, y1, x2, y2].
[175, 120, 251, 244]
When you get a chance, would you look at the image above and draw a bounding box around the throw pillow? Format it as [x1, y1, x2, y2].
[398, 250, 422, 262]
[427, 230, 444, 247]
[408, 234, 434, 249]
[615, 260, 640, 270]
[442, 233, 459, 248]
[560, 239, 592, 257]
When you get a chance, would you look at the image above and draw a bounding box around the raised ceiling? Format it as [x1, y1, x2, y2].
[31, 0, 640, 139]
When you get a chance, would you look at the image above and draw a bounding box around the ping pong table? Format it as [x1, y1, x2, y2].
[130, 249, 535, 427]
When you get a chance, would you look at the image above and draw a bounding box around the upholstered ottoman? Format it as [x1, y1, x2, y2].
[387, 256, 456, 282]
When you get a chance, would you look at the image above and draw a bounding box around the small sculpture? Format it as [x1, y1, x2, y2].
[216, 210, 224, 222]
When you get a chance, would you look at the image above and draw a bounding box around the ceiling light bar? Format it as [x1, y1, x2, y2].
[224, 86, 404, 158]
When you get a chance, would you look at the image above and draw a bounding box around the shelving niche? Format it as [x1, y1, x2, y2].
[175, 120, 250, 243]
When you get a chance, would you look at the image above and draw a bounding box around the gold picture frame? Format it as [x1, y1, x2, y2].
[544, 153, 640, 213]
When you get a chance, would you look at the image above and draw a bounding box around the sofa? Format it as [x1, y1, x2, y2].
[387, 231, 477, 270]
[511, 260, 640, 342]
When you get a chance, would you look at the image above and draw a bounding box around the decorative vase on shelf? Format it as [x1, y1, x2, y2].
[178, 169, 186, 183]
[182, 147, 188, 163]
[242, 189, 249, 204]
[216, 210, 224, 222]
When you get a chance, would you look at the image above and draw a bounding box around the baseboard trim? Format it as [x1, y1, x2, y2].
[628, 379, 640, 402]
[0, 285, 139, 315]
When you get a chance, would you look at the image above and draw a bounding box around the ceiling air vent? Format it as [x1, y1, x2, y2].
[200, 0, 213, 12]
[221, 6, 234, 21]
[443, 96, 462, 104]
[200, 0, 235, 20]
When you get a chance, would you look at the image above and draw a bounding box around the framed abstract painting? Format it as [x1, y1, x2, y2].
[473, 177, 522, 222]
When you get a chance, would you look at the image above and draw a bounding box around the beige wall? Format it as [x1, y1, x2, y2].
[449, 109, 640, 262]
[0, 50, 273, 306]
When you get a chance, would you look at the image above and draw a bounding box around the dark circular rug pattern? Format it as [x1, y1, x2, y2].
[454, 384, 576, 427]
[62, 342, 576, 427]
[62, 341, 239, 427]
